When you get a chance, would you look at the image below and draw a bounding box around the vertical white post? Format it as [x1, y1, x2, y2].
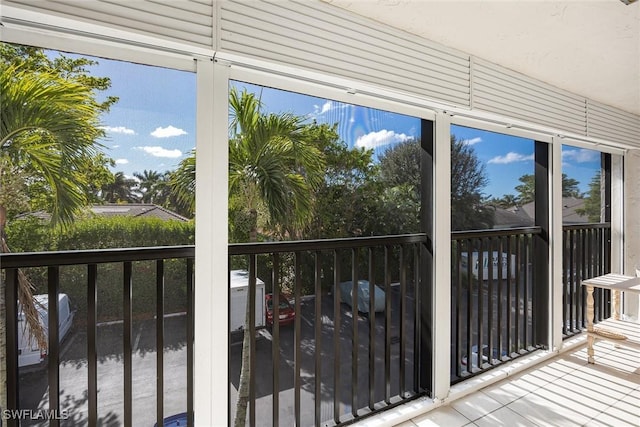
[194, 57, 230, 426]
[623, 150, 640, 320]
[550, 138, 563, 351]
[433, 112, 451, 400]
[611, 154, 624, 275]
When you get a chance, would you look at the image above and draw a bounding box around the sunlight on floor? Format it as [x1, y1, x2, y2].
[398, 340, 640, 427]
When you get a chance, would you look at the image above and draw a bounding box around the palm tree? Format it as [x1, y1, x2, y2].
[101, 172, 140, 203]
[172, 87, 325, 425]
[0, 63, 105, 407]
[134, 169, 163, 204]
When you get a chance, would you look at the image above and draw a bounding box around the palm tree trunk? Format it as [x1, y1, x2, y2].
[234, 209, 258, 426]
[234, 291, 253, 427]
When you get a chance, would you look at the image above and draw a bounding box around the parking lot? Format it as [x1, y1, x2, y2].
[19, 315, 188, 427]
[229, 286, 416, 426]
[19, 286, 416, 427]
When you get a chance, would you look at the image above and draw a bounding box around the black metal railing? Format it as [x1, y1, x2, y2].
[228, 233, 429, 427]
[1, 246, 194, 427]
[450, 227, 543, 383]
[562, 223, 611, 338]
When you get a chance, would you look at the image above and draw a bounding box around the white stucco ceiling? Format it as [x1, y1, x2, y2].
[325, 0, 640, 116]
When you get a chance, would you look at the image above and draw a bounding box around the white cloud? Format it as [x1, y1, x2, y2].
[462, 137, 482, 146]
[102, 126, 136, 135]
[136, 146, 183, 158]
[562, 149, 599, 163]
[150, 125, 187, 138]
[312, 101, 333, 116]
[115, 158, 129, 165]
[488, 152, 534, 164]
[355, 129, 410, 150]
[112, 145, 120, 149]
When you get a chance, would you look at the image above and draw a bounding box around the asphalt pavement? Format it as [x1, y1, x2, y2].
[19, 314, 188, 427]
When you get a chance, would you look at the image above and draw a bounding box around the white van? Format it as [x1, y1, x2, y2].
[18, 293, 75, 368]
[229, 270, 265, 332]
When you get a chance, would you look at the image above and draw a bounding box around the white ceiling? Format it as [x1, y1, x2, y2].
[325, 0, 640, 116]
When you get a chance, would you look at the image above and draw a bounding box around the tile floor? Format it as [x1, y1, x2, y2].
[396, 340, 640, 427]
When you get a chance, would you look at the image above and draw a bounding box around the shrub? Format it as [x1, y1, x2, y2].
[7, 216, 194, 322]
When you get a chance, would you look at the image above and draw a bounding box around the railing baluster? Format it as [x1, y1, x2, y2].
[567, 229, 572, 333]
[5, 268, 19, 427]
[384, 246, 391, 403]
[368, 247, 375, 410]
[523, 234, 529, 350]
[272, 253, 280, 427]
[466, 239, 473, 375]
[48, 266, 61, 427]
[413, 243, 420, 393]
[123, 261, 133, 427]
[186, 258, 194, 427]
[314, 251, 322, 426]
[506, 236, 512, 357]
[156, 260, 165, 427]
[333, 250, 341, 425]
[580, 228, 586, 326]
[455, 240, 462, 378]
[399, 245, 407, 396]
[351, 248, 359, 416]
[88, 264, 98, 427]
[477, 238, 484, 369]
[514, 235, 521, 352]
[248, 255, 256, 427]
[294, 251, 302, 426]
[487, 237, 494, 366]
[497, 237, 504, 363]
[562, 229, 568, 336]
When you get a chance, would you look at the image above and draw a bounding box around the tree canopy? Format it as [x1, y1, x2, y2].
[0, 43, 116, 226]
[514, 173, 582, 205]
[576, 173, 602, 222]
[450, 135, 493, 230]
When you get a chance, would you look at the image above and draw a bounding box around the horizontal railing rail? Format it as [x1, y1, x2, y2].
[0, 245, 194, 268]
[451, 226, 542, 240]
[450, 226, 543, 383]
[228, 233, 429, 426]
[1, 246, 195, 427]
[562, 223, 611, 338]
[229, 233, 428, 254]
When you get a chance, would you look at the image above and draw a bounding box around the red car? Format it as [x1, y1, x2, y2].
[265, 293, 295, 327]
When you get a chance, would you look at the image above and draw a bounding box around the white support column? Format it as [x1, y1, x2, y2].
[194, 58, 230, 426]
[432, 111, 451, 401]
[550, 138, 563, 351]
[623, 150, 640, 320]
[611, 154, 624, 275]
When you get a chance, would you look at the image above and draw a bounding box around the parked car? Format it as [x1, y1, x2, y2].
[18, 293, 75, 368]
[339, 280, 385, 313]
[265, 293, 295, 327]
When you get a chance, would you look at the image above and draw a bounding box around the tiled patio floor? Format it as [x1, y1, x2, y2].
[397, 339, 640, 427]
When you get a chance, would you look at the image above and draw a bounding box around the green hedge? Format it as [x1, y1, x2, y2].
[6, 216, 194, 322]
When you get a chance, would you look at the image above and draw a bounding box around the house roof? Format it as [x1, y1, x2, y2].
[499, 197, 590, 228]
[89, 204, 188, 221]
[492, 207, 534, 229]
[17, 204, 188, 222]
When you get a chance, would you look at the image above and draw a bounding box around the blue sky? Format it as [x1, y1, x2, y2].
[63, 52, 600, 198]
